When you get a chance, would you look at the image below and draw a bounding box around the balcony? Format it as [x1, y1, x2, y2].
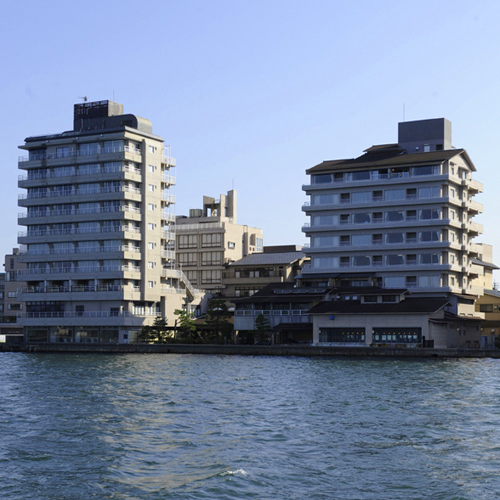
[18, 145, 142, 165]
[174, 222, 224, 232]
[467, 199, 483, 215]
[18, 284, 141, 301]
[466, 178, 483, 194]
[17, 311, 154, 327]
[161, 193, 176, 205]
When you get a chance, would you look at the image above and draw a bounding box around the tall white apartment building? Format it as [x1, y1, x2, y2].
[301, 118, 485, 296]
[17, 100, 193, 343]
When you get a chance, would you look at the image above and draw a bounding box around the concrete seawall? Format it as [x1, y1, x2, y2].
[3, 343, 500, 358]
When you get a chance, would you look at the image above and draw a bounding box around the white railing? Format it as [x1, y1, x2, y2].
[18, 145, 142, 163]
[174, 222, 224, 231]
[19, 226, 141, 237]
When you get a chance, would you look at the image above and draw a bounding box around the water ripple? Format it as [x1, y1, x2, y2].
[1, 353, 500, 499]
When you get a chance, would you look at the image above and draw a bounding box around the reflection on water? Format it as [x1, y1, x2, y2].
[1, 353, 500, 499]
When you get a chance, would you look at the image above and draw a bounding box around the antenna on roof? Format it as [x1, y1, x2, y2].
[78, 96, 88, 102]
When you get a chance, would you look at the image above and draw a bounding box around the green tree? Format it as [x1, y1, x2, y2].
[174, 309, 197, 342]
[204, 299, 232, 344]
[254, 314, 271, 345]
[137, 316, 171, 343]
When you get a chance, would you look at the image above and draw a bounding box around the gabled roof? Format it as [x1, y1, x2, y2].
[309, 297, 449, 315]
[306, 148, 475, 174]
[472, 258, 499, 270]
[229, 251, 305, 267]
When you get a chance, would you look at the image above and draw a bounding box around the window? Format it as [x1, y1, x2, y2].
[340, 193, 350, 203]
[312, 194, 337, 205]
[148, 261, 154, 269]
[148, 242, 154, 250]
[406, 188, 417, 199]
[352, 171, 370, 181]
[148, 223, 154, 230]
[420, 254, 440, 264]
[406, 210, 417, 221]
[386, 233, 404, 244]
[353, 255, 370, 266]
[148, 184, 155, 192]
[480, 304, 494, 313]
[386, 211, 404, 222]
[319, 328, 365, 343]
[76, 305, 84, 317]
[353, 213, 370, 224]
[178, 234, 197, 249]
[201, 269, 221, 284]
[385, 189, 405, 201]
[382, 295, 397, 303]
[373, 212, 383, 223]
[340, 256, 350, 267]
[372, 234, 383, 245]
[314, 236, 338, 247]
[201, 233, 222, 247]
[340, 214, 350, 224]
[7, 304, 22, 311]
[420, 209, 440, 220]
[406, 232, 417, 243]
[312, 215, 336, 226]
[386, 254, 404, 266]
[413, 165, 439, 176]
[148, 145, 155, 153]
[363, 296, 377, 303]
[384, 276, 405, 288]
[352, 234, 371, 246]
[148, 203, 154, 210]
[178, 253, 197, 266]
[420, 231, 440, 242]
[419, 186, 440, 198]
[7, 292, 17, 298]
[202, 252, 221, 266]
[406, 254, 417, 265]
[418, 275, 440, 287]
[340, 235, 350, 246]
[148, 281, 154, 288]
[372, 255, 383, 266]
[333, 172, 344, 182]
[312, 256, 338, 268]
[228, 241, 236, 249]
[352, 191, 371, 203]
[148, 165, 155, 172]
[312, 174, 332, 184]
[372, 190, 383, 201]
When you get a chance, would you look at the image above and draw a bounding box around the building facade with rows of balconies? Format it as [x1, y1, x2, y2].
[301, 118, 485, 297]
[17, 100, 197, 343]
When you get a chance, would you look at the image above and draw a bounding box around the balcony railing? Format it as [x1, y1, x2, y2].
[18, 265, 141, 276]
[19, 145, 142, 162]
[18, 164, 141, 181]
[174, 222, 224, 231]
[19, 226, 141, 237]
[19, 285, 141, 294]
[19, 311, 157, 319]
[19, 185, 141, 200]
[20, 246, 140, 257]
[19, 205, 141, 219]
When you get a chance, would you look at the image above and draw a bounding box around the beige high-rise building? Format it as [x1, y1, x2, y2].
[17, 100, 197, 343]
[175, 190, 263, 295]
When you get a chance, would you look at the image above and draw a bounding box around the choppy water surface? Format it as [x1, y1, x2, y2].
[1, 354, 500, 499]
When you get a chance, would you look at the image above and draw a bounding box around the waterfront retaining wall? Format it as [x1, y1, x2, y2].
[2, 343, 500, 358]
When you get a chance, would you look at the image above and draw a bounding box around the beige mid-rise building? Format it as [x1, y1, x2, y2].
[175, 190, 263, 295]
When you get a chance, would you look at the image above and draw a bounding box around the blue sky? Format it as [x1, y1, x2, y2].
[1, 0, 500, 275]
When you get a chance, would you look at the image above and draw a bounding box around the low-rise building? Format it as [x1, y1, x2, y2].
[222, 245, 307, 300]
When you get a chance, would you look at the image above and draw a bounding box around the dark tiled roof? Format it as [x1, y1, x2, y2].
[472, 258, 499, 270]
[309, 297, 449, 315]
[306, 148, 472, 174]
[229, 251, 305, 266]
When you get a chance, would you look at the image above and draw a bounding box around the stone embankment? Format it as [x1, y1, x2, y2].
[2, 343, 499, 358]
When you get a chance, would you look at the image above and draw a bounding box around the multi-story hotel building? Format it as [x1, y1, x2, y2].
[301, 118, 485, 296]
[17, 100, 196, 343]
